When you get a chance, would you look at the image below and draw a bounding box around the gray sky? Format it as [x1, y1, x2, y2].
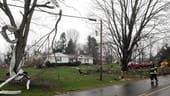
[29, 0, 96, 43]
[0, 0, 97, 54]
[1, 0, 169, 56]
[58, 0, 96, 43]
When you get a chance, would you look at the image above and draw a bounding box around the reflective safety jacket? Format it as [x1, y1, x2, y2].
[150, 67, 158, 74]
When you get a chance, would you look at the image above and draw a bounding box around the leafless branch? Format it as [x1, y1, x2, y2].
[36, 2, 54, 9]
[52, 9, 62, 52]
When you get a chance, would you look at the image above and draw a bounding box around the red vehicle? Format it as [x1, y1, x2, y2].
[128, 62, 152, 69]
[140, 63, 152, 68]
[128, 63, 140, 69]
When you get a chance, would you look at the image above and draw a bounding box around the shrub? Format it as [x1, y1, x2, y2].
[46, 61, 81, 67]
[25, 58, 44, 68]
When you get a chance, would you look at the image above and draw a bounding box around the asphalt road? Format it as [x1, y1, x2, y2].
[55, 75, 170, 96]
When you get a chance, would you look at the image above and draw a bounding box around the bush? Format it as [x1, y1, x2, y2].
[46, 61, 81, 67]
[25, 58, 44, 68]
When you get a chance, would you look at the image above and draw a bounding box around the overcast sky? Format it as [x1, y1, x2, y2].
[1, 0, 169, 56]
[0, 0, 97, 54]
[58, 0, 97, 43]
[29, 0, 99, 47]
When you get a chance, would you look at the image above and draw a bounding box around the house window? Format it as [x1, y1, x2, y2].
[57, 57, 62, 61]
[69, 58, 74, 62]
[79, 58, 82, 61]
[85, 58, 89, 63]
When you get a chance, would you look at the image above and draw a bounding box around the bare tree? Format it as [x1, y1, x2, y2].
[65, 28, 80, 54]
[0, 0, 61, 90]
[66, 28, 80, 44]
[95, 0, 169, 75]
[86, 35, 98, 64]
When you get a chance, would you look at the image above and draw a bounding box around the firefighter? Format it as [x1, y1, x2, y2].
[149, 64, 158, 84]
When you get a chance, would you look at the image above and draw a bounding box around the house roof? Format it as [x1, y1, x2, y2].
[49, 53, 93, 59]
[78, 55, 93, 59]
[49, 52, 70, 57]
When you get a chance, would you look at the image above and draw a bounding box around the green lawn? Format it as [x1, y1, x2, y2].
[0, 64, 155, 96]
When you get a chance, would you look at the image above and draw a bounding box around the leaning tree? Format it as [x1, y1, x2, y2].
[95, 0, 170, 75]
[0, 0, 61, 92]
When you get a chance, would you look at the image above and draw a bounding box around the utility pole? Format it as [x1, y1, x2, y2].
[149, 36, 153, 61]
[99, 19, 103, 81]
[48, 37, 50, 60]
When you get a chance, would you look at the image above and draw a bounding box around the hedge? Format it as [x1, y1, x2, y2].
[46, 61, 81, 67]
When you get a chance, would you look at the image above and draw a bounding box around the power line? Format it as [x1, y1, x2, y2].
[7, 3, 97, 21]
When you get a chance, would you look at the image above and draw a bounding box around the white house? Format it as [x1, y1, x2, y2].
[48, 53, 70, 63]
[47, 53, 93, 64]
[77, 55, 93, 64]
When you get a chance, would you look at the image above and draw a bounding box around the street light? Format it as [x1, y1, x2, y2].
[84, 18, 103, 81]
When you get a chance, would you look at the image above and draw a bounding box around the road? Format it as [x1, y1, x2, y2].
[55, 75, 170, 96]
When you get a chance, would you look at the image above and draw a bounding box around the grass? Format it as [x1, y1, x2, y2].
[0, 64, 163, 96]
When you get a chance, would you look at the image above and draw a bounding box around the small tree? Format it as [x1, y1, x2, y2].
[66, 29, 80, 44]
[86, 35, 98, 64]
[65, 39, 76, 54]
[54, 32, 67, 53]
[156, 44, 170, 62]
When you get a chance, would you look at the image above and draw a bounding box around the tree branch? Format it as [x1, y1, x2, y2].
[52, 9, 62, 51]
[0, 0, 16, 27]
[36, 2, 54, 9]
